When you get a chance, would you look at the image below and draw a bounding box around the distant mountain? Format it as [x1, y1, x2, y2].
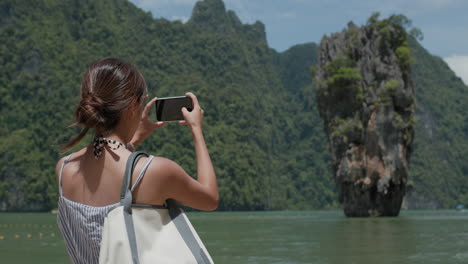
[404, 37, 468, 208]
[0, 0, 466, 211]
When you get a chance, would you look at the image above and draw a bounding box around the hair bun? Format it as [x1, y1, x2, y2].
[75, 94, 106, 128]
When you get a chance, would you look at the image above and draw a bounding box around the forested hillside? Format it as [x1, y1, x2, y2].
[0, 0, 466, 211]
[406, 37, 468, 208]
[0, 0, 334, 211]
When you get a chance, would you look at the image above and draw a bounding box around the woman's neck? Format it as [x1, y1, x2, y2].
[95, 129, 133, 145]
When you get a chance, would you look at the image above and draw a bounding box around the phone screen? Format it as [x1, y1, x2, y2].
[155, 96, 193, 121]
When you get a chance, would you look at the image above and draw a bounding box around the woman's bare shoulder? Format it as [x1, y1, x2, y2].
[55, 156, 67, 184]
[144, 156, 192, 192]
[54, 148, 87, 184]
[146, 156, 180, 177]
[131, 156, 183, 205]
[143, 156, 188, 187]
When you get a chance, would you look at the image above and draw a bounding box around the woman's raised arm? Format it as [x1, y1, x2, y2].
[145, 92, 218, 211]
[167, 92, 218, 210]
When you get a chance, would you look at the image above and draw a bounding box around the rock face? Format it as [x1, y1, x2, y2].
[315, 17, 415, 216]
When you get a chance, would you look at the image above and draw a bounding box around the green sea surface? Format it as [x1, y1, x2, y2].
[0, 210, 467, 264]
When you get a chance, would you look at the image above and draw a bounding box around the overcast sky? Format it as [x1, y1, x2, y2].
[129, 0, 468, 85]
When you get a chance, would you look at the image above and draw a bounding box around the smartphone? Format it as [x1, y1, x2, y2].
[155, 96, 193, 121]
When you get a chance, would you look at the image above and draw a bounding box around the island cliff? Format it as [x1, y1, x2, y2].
[314, 14, 416, 216]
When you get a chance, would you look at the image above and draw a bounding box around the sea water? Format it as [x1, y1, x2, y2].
[0, 210, 467, 264]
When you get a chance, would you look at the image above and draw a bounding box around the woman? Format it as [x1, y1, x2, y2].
[56, 57, 218, 263]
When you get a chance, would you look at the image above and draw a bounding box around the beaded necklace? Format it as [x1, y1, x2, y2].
[92, 135, 127, 159]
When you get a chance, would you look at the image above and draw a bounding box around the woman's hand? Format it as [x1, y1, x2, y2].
[179, 92, 204, 131]
[131, 97, 166, 147]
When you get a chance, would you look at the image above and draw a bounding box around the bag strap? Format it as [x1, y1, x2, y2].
[167, 199, 211, 264]
[120, 151, 149, 201]
[120, 151, 211, 264]
[121, 151, 148, 264]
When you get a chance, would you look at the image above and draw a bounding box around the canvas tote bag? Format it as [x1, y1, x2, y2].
[99, 151, 214, 264]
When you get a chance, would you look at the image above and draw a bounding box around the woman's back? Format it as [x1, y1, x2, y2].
[57, 146, 163, 263]
[57, 145, 168, 207]
[56, 58, 218, 263]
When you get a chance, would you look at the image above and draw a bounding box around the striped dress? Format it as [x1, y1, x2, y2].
[57, 152, 154, 264]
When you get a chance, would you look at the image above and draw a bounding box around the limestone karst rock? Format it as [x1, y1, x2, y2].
[314, 16, 416, 216]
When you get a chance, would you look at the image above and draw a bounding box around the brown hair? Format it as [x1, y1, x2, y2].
[60, 57, 147, 152]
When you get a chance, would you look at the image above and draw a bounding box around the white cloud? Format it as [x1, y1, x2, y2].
[171, 16, 189, 23]
[444, 55, 468, 85]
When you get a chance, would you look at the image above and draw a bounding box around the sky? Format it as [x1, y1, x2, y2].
[129, 0, 468, 85]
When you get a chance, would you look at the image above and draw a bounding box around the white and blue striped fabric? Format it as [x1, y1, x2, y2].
[57, 153, 154, 264]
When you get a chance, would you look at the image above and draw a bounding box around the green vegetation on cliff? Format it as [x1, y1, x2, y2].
[316, 56, 363, 119]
